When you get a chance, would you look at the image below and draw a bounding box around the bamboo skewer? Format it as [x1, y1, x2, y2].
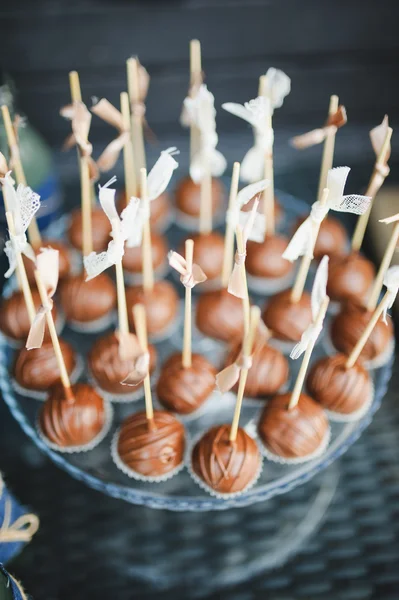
[182, 239, 194, 369]
[221, 162, 240, 287]
[229, 305, 260, 442]
[133, 303, 153, 421]
[235, 225, 251, 337]
[189, 39, 202, 166]
[120, 91, 138, 201]
[317, 95, 339, 202]
[258, 75, 275, 236]
[127, 57, 146, 185]
[140, 168, 154, 291]
[289, 296, 330, 410]
[367, 217, 399, 312]
[112, 219, 129, 337]
[1, 105, 42, 249]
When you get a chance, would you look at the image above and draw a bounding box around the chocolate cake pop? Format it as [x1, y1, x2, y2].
[195, 288, 245, 343]
[327, 251, 375, 303]
[23, 241, 71, 283]
[68, 206, 112, 253]
[59, 272, 116, 332]
[126, 280, 179, 339]
[115, 410, 185, 479]
[246, 234, 294, 284]
[13, 339, 77, 397]
[262, 288, 312, 343]
[294, 214, 347, 260]
[180, 232, 225, 283]
[88, 332, 157, 397]
[175, 176, 225, 225]
[258, 393, 329, 460]
[39, 382, 108, 450]
[307, 353, 372, 418]
[191, 425, 261, 495]
[0, 288, 58, 344]
[157, 353, 216, 415]
[122, 231, 168, 280]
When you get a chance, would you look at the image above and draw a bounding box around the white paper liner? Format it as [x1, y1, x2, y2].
[187, 428, 263, 499]
[258, 424, 331, 465]
[111, 425, 186, 483]
[66, 310, 116, 334]
[323, 380, 375, 423]
[12, 353, 85, 402]
[123, 261, 170, 286]
[246, 269, 295, 296]
[37, 399, 113, 454]
[323, 327, 395, 371]
[174, 207, 225, 231]
[89, 366, 160, 404]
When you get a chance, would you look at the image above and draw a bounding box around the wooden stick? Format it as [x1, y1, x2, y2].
[69, 71, 82, 102]
[127, 57, 146, 185]
[34, 267, 73, 399]
[259, 75, 275, 235]
[235, 225, 251, 338]
[367, 220, 399, 311]
[221, 162, 240, 287]
[291, 187, 329, 303]
[1, 105, 42, 249]
[289, 295, 330, 410]
[346, 292, 390, 369]
[112, 219, 129, 336]
[5, 212, 36, 323]
[120, 91, 138, 200]
[140, 168, 154, 291]
[189, 39, 202, 167]
[351, 127, 393, 252]
[229, 305, 260, 442]
[182, 239, 194, 369]
[133, 303, 153, 421]
[199, 161, 212, 235]
[317, 95, 339, 202]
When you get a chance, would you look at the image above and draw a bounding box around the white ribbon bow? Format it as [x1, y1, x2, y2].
[125, 147, 179, 248]
[226, 179, 270, 243]
[1, 172, 40, 278]
[382, 265, 399, 324]
[283, 167, 371, 262]
[262, 67, 291, 113]
[222, 96, 274, 183]
[84, 177, 139, 280]
[290, 256, 329, 359]
[183, 84, 227, 183]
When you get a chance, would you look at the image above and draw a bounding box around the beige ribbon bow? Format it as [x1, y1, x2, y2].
[60, 101, 99, 182]
[368, 115, 392, 197]
[228, 199, 259, 298]
[26, 248, 59, 350]
[117, 331, 150, 386]
[168, 250, 207, 288]
[290, 106, 347, 149]
[91, 98, 130, 172]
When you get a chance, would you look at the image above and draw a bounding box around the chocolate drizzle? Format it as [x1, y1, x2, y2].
[175, 176, 224, 217]
[122, 231, 168, 274]
[246, 234, 293, 279]
[262, 289, 312, 342]
[59, 272, 116, 324]
[196, 288, 244, 343]
[191, 425, 261, 494]
[117, 410, 185, 477]
[14, 339, 76, 392]
[126, 280, 179, 337]
[327, 252, 375, 303]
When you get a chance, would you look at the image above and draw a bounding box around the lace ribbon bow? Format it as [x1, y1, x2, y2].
[26, 248, 59, 349]
[226, 178, 269, 243]
[183, 84, 227, 183]
[283, 167, 371, 262]
[228, 200, 259, 299]
[290, 106, 347, 149]
[168, 251, 207, 288]
[84, 177, 139, 280]
[382, 265, 399, 324]
[290, 256, 330, 359]
[91, 98, 131, 172]
[117, 331, 150, 386]
[60, 100, 99, 182]
[1, 170, 40, 278]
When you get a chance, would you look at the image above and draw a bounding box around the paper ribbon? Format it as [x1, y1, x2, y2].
[283, 167, 371, 262]
[262, 68, 291, 113]
[368, 115, 391, 194]
[129, 61, 150, 117]
[216, 352, 253, 394]
[125, 147, 179, 248]
[60, 100, 99, 182]
[183, 84, 227, 182]
[223, 96, 274, 182]
[290, 255, 329, 359]
[115, 330, 150, 386]
[168, 250, 207, 288]
[26, 248, 59, 350]
[290, 106, 347, 149]
[382, 265, 399, 324]
[91, 98, 130, 172]
[226, 178, 269, 243]
[379, 213, 399, 225]
[84, 177, 139, 280]
[1, 171, 40, 278]
[227, 200, 259, 299]
[180, 69, 204, 128]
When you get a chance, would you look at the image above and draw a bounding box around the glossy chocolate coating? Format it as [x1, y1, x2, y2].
[246, 235, 293, 279]
[118, 190, 170, 230]
[175, 176, 224, 217]
[0, 288, 57, 342]
[331, 300, 394, 361]
[117, 410, 185, 477]
[68, 206, 112, 253]
[157, 352, 216, 415]
[59, 272, 116, 324]
[126, 280, 179, 337]
[307, 353, 372, 415]
[262, 289, 312, 342]
[39, 383, 106, 448]
[196, 288, 244, 343]
[327, 252, 375, 303]
[295, 215, 347, 260]
[191, 425, 261, 494]
[258, 393, 329, 459]
[88, 331, 157, 394]
[13, 339, 76, 392]
[181, 232, 225, 281]
[225, 341, 289, 398]
[23, 240, 71, 283]
[122, 231, 168, 274]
